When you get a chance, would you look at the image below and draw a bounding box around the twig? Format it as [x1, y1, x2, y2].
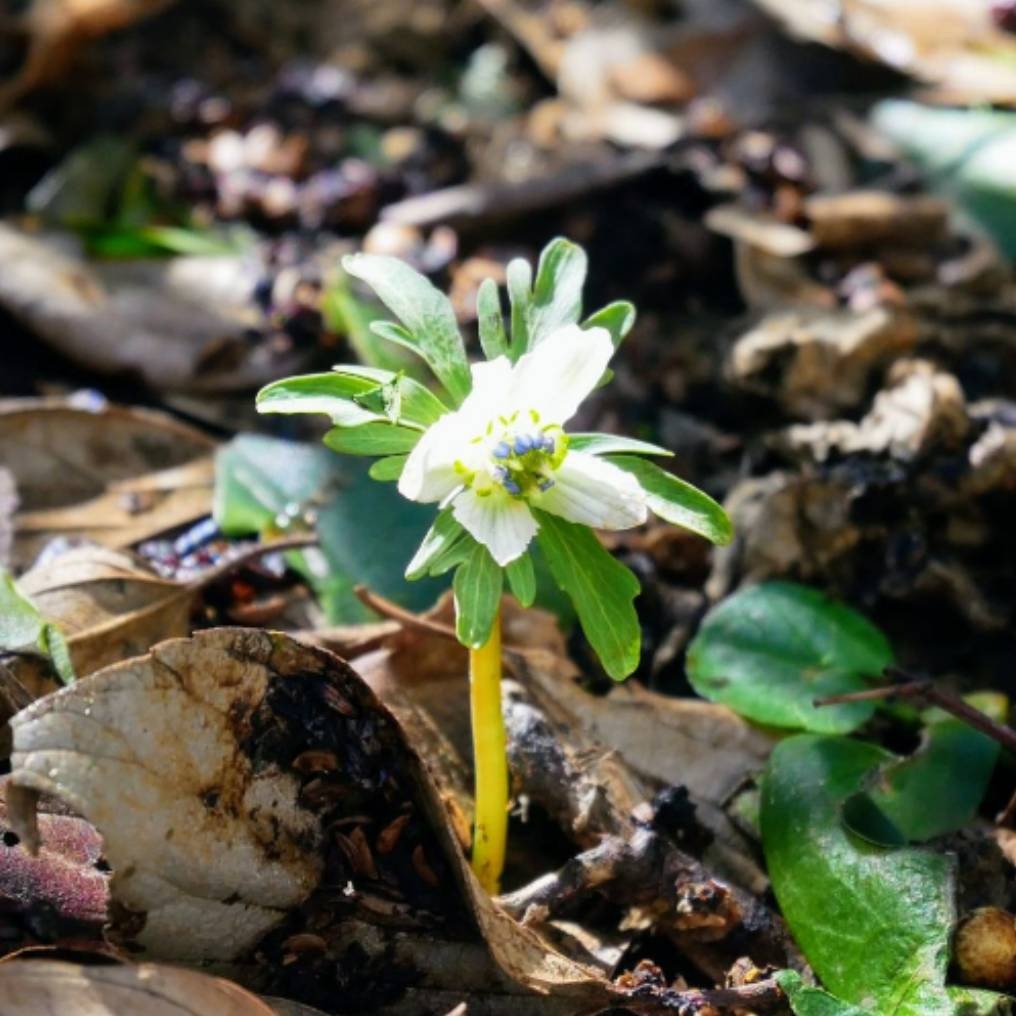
[354, 586, 460, 642]
[621, 976, 785, 1013]
[381, 152, 666, 229]
[187, 534, 319, 592]
[814, 666, 1016, 755]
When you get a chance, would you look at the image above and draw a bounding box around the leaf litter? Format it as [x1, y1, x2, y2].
[2, 0, 1016, 1013]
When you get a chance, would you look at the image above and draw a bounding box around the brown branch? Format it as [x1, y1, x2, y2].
[186, 535, 319, 592]
[621, 976, 786, 1013]
[814, 666, 1016, 755]
[354, 586, 461, 642]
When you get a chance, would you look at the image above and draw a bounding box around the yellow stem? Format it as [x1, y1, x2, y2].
[469, 610, 507, 894]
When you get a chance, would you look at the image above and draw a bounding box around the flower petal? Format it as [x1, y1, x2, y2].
[452, 489, 538, 566]
[508, 324, 614, 426]
[398, 412, 466, 503]
[533, 451, 648, 530]
[399, 356, 514, 503]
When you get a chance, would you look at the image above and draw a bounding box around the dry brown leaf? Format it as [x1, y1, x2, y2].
[752, 0, 1016, 105]
[0, 468, 16, 569]
[0, 398, 214, 569]
[0, 958, 277, 1015]
[6, 628, 612, 1006]
[0, 226, 308, 394]
[11, 546, 191, 694]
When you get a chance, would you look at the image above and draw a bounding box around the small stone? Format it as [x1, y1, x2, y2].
[954, 907, 1016, 989]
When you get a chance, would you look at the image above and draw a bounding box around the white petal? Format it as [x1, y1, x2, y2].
[398, 412, 466, 503]
[533, 451, 648, 530]
[457, 356, 514, 429]
[507, 325, 614, 426]
[452, 489, 538, 566]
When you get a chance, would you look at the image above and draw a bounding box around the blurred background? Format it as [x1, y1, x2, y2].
[4, 0, 1016, 690]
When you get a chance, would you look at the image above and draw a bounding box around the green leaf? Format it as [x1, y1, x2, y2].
[687, 582, 892, 734]
[568, 433, 672, 457]
[505, 554, 536, 607]
[762, 735, 956, 1016]
[948, 986, 1014, 1015]
[343, 253, 472, 404]
[214, 435, 445, 621]
[534, 511, 641, 680]
[583, 300, 636, 348]
[872, 102, 1016, 260]
[506, 257, 533, 357]
[528, 238, 588, 349]
[334, 365, 448, 426]
[324, 422, 421, 456]
[256, 372, 383, 426]
[453, 544, 503, 648]
[477, 277, 509, 360]
[406, 510, 467, 580]
[776, 971, 876, 1016]
[841, 693, 1003, 845]
[0, 570, 75, 684]
[369, 455, 408, 482]
[609, 456, 732, 546]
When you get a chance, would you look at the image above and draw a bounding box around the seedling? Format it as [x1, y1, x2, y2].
[257, 237, 732, 893]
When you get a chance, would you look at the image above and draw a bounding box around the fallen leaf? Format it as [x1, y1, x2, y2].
[0, 468, 15, 569]
[0, 226, 308, 393]
[0, 958, 277, 1015]
[6, 628, 611, 1007]
[0, 398, 214, 569]
[12, 546, 192, 693]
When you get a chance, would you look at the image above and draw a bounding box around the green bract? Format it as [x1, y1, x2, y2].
[256, 237, 731, 677]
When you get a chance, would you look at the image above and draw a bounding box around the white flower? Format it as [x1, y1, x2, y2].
[398, 324, 648, 565]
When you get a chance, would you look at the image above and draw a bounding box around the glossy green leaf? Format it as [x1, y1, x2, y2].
[528, 237, 588, 349]
[687, 582, 892, 734]
[568, 433, 671, 457]
[343, 253, 471, 404]
[583, 300, 636, 348]
[406, 510, 467, 580]
[214, 435, 444, 621]
[369, 455, 408, 482]
[609, 455, 732, 546]
[477, 277, 508, 360]
[324, 422, 421, 456]
[534, 511, 641, 680]
[776, 971, 876, 1016]
[842, 693, 1004, 846]
[0, 571, 75, 684]
[334, 365, 448, 427]
[505, 554, 536, 608]
[256, 372, 383, 426]
[762, 735, 956, 1016]
[453, 543, 503, 648]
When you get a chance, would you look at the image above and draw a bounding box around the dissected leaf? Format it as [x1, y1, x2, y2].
[0, 959, 278, 1015]
[841, 694, 1004, 845]
[609, 455, 732, 546]
[687, 582, 892, 733]
[582, 301, 635, 349]
[342, 253, 471, 404]
[506, 257, 533, 356]
[567, 434, 670, 457]
[214, 435, 443, 622]
[534, 511, 641, 680]
[406, 510, 468, 580]
[528, 238, 588, 350]
[477, 277, 509, 360]
[453, 544, 503, 648]
[761, 735, 956, 1015]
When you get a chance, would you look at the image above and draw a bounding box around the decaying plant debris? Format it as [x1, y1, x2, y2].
[3, 0, 1016, 1014]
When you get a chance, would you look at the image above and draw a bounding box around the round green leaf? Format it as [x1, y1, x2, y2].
[686, 582, 892, 733]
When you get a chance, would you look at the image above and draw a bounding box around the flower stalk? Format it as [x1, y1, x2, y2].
[469, 608, 508, 893]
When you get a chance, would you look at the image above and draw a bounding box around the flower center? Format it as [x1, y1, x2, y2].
[456, 411, 568, 499]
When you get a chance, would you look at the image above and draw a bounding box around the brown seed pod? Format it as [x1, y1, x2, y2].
[954, 907, 1016, 989]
